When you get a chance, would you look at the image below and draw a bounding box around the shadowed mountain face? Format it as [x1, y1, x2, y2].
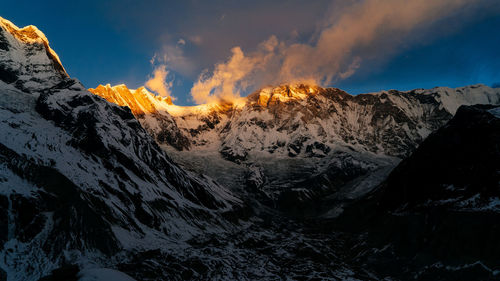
[335, 104, 500, 280]
[1, 16, 500, 281]
[372, 104, 500, 212]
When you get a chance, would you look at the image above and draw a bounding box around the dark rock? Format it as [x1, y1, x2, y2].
[305, 142, 331, 157]
[10, 194, 46, 242]
[220, 146, 248, 162]
[0, 64, 17, 84]
[0, 267, 6, 281]
[38, 264, 79, 281]
[0, 195, 8, 249]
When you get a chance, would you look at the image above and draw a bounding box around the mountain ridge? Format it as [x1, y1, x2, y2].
[90, 81, 500, 216]
[2, 15, 500, 280]
[0, 16, 66, 91]
[90, 82, 500, 159]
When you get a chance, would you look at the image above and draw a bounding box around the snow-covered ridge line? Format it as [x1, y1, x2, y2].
[0, 16, 66, 74]
[89, 83, 243, 117]
[90, 82, 500, 160]
[91, 82, 496, 115]
[0, 17, 68, 92]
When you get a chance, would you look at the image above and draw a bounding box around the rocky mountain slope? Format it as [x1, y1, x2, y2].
[0, 17, 244, 280]
[335, 104, 500, 280]
[88, 84, 191, 151]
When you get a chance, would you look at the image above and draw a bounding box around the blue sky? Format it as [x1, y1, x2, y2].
[2, 0, 499, 105]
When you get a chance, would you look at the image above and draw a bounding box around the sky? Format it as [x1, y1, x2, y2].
[1, 0, 500, 105]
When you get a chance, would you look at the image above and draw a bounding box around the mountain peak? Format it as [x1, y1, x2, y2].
[250, 83, 322, 106]
[0, 18, 44, 41]
[0, 17, 67, 90]
[0, 17, 65, 73]
[90, 83, 175, 117]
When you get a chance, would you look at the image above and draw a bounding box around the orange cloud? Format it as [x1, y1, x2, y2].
[187, 0, 476, 104]
[145, 65, 174, 99]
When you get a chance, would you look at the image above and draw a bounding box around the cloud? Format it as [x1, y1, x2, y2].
[188, 35, 202, 45]
[190, 36, 279, 104]
[145, 65, 174, 99]
[190, 47, 257, 104]
[188, 0, 477, 104]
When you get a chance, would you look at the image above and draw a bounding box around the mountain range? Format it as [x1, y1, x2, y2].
[90, 80, 499, 217]
[1, 16, 499, 280]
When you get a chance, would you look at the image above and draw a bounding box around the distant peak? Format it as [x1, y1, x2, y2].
[94, 84, 131, 92]
[251, 83, 322, 106]
[91, 83, 133, 94]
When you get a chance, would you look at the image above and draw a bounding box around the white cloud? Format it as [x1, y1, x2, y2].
[145, 65, 174, 99]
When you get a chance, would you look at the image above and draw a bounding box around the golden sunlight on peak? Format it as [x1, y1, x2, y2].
[89, 82, 322, 119]
[90, 83, 241, 118]
[165, 97, 245, 117]
[89, 84, 166, 116]
[0, 16, 66, 74]
[255, 83, 322, 106]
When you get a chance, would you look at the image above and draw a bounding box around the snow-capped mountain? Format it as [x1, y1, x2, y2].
[88, 84, 191, 151]
[0, 17, 243, 280]
[91, 83, 500, 159]
[0, 18, 66, 92]
[90, 82, 500, 214]
[2, 15, 500, 281]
